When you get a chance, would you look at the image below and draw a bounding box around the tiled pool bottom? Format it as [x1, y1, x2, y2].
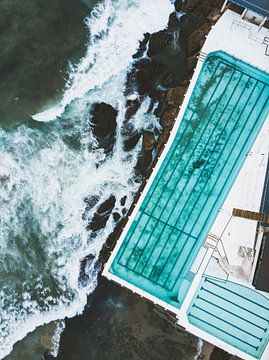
[188, 277, 269, 359]
[109, 51, 269, 307]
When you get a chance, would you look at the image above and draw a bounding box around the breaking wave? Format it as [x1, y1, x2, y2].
[0, 0, 173, 358]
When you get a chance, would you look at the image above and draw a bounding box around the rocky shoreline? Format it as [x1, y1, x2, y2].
[84, 0, 224, 269]
[67, 1, 234, 360]
[4, 1, 237, 359]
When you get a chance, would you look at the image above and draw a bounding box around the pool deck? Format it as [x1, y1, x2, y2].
[103, 9, 269, 360]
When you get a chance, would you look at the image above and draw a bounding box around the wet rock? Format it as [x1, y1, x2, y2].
[184, 0, 202, 12]
[123, 131, 141, 152]
[178, 12, 203, 37]
[112, 212, 121, 222]
[165, 86, 186, 105]
[187, 54, 198, 72]
[207, 8, 222, 24]
[147, 30, 174, 58]
[162, 72, 176, 88]
[90, 102, 118, 154]
[210, 347, 230, 360]
[160, 104, 179, 129]
[87, 195, 116, 232]
[135, 59, 166, 95]
[157, 128, 171, 150]
[125, 98, 141, 120]
[126, 11, 188, 100]
[142, 131, 155, 151]
[174, 0, 183, 12]
[135, 150, 153, 178]
[167, 12, 181, 32]
[187, 23, 211, 56]
[120, 196, 127, 207]
[121, 118, 142, 152]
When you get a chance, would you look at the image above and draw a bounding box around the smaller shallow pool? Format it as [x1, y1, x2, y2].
[188, 277, 269, 358]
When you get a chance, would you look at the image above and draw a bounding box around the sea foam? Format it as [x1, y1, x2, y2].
[0, 0, 173, 358]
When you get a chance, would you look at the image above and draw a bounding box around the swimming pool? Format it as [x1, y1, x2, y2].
[108, 51, 269, 307]
[188, 277, 269, 358]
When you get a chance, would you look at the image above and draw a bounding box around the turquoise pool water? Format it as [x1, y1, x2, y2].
[188, 277, 269, 358]
[109, 51, 269, 307]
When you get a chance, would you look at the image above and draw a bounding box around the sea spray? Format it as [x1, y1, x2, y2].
[48, 321, 66, 358]
[32, 0, 173, 122]
[0, 0, 173, 358]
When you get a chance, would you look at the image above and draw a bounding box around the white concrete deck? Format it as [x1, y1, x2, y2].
[176, 10, 269, 360]
[103, 9, 269, 360]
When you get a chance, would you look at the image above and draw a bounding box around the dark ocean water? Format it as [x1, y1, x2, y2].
[0, 0, 200, 359]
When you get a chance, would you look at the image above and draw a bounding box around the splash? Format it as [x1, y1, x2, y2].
[32, 0, 173, 122]
[0, 0, 173, 358]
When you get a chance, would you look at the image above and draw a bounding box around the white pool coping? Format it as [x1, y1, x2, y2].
[103, 9, 269, 360]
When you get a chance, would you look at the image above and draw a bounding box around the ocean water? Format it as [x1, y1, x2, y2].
[0, 0, 174, 358]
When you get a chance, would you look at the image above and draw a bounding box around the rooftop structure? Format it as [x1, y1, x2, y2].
[103, 8, 269, 360]
[223, 0, 269, 17]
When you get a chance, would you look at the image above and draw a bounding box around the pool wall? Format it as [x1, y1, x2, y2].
[106, 50, 269, 308]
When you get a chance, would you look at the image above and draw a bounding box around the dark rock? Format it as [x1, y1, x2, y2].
[120, 196, 127, 207]
[135, 150, 153, 178]
[207, 8, 222, 24]
[87, 195, 116, 232]
[175, 0, 183, 12]
[135, 59, 166, 95]
[179, 12, 205, 37]
[147, 30, 174, 58]
[187, 54, 198, 72]
[121, 118, 142, 152]
[210, 347, 230, 360]
[162, 72, 176, 88]
[167, 12, 181, 32]
[184, 0, 202, 12]
[125, 98, 141, 120]
[157, 129, 171, 151]
[123, 131, 141, 152]
[126, 10, 188, 100]
[43, 351, 56, 360]
[165, 86, 186, 106]
[160, 104, 179, 129]
[112, 212, 121, 222]
[90, 102, 118, 154]
[142, 131, 155, 151]
[187, 23, 211, 56]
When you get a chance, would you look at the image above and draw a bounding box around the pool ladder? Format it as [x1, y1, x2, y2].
[198, 51, 207, 63]
[205, 233, 219, 249]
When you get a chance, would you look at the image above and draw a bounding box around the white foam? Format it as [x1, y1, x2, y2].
[0, 0, 173, 358]
[49, 320, 66, 358]
[31, 0, 173, 122]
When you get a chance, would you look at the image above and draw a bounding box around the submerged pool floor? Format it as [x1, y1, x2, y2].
[109, 51, 269, 307]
